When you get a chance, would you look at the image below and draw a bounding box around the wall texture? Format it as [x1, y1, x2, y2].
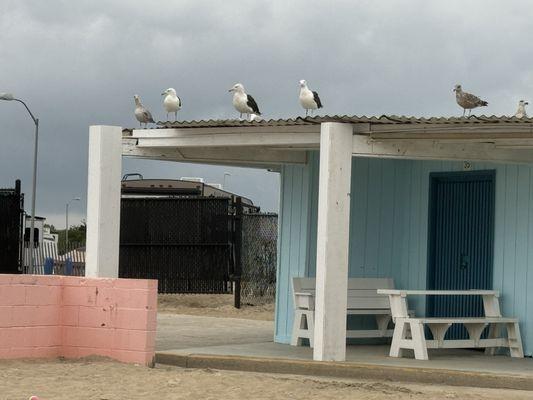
[0, 274, 157, 365]
[275, 153, 533, 356]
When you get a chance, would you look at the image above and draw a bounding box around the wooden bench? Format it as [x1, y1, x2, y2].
[377, 289, 524, 360]
[291, 277, 396, 347]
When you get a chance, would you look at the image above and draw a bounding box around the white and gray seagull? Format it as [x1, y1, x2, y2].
[228, 83, 261, 120]
[162, 88, 182, 121]
[299, 80, 323, 116]
[515, 100, 529, 118]
[133, 95, 155, 127]
[453, 84, 488, 116]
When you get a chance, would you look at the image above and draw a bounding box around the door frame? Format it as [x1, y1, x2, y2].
[426, 170, 496, 305]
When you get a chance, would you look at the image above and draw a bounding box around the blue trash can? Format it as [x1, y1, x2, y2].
[65, 257, 73, 276]
[44, 257, 54, 275]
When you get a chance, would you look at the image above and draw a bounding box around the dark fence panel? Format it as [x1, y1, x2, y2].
[0, 181, 24, 274]
[119, 197, 233, 294]
[240, 213, 278, 305]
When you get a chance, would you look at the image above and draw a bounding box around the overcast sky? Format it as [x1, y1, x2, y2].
[1, 0, 532, 227]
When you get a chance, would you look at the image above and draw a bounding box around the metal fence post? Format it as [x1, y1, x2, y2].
[234, 197, 243, 309]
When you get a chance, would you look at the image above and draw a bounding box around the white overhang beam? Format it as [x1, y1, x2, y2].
[353, 135, 533, 164]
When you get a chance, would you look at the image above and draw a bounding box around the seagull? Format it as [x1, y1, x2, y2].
[453, 84, 488, 116]
[133, 95, 155, 128]
[228, 83, 261, 120]
[162, 88, 182, 121]
[299, 80, 323, 116]
[515, 100, 529, 118]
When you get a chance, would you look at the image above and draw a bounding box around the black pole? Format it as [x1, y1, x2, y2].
[234, 197, 243, 309]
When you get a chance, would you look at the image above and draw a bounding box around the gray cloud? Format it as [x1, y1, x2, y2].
[1, 0, 532, 225]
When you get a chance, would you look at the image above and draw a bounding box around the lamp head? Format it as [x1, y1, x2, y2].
[0, 93, 14, 101]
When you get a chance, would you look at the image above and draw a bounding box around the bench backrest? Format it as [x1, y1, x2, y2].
[292, 277, 395, 310]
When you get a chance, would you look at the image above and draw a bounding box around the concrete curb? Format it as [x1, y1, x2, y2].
[155, 352, 533, 391]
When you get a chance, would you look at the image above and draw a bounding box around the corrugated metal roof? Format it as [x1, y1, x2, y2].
[123, 115, 533, 130]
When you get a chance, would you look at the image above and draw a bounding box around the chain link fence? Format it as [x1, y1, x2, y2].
[240, 213, 278, 305]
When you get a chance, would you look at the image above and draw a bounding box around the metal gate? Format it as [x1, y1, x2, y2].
[427, 170, 495, 339]
[119, 197, 233, 293]
[0, 180, 24, 274]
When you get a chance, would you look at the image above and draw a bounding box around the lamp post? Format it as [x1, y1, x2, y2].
[0, 93, 39, 272]
[65, 197, 81, 251]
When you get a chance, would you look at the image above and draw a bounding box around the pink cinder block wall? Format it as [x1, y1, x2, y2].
[0, 274, 157, 366]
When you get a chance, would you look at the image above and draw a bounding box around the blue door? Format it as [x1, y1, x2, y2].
[427, 170, 495, 339]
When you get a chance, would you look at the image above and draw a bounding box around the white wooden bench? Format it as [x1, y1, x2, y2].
[377, 289, 524, 360]
[291, 277, 396, 347]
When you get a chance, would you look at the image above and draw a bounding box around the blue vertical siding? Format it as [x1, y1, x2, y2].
[275, 154, 533, 355]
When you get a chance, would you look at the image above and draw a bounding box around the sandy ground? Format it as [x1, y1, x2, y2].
[158, 294, 274, 321]
[0, 358, 532, 400]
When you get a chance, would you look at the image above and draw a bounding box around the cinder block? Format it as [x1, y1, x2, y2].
[113, 329, 156, 352]
[113, 308, 157, 331]
[0, 306, 13, 327]
[102, 288, 157, 310]
[5, 327, 31, 348]
[28, 326, 62, 347]
[0, 275, 14, 285]
[61, 345, 79, 359]
[31, 346, 61, 358]
[113, 278, 158, 291]
[60, 276, 87, 286]
[111, 349, 155, 366]
[78, 306, 113, 328]
[63, 326, 113, 348]
[62, 286, 98, 306]
[25, 285, 61, 305]
[0, 285, 26, 306]
[76, 346, 113, 359]
[60, 305, 79, 326]
[11, 305, 59, 326]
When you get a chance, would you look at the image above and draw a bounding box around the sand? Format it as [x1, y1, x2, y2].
[0, 358, 531, 400]
[158, 294, 274, 321]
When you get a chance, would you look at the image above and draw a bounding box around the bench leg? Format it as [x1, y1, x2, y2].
[291, 310, 314, 347]
[464, 323, 488, 347]
[410, 320, 429, 360]
[427, 323, 452, 347]
[485, 323, 501, 355]
[389, 319, 406, 358]
[507, 322, 524, 358]
[375, 314, 392, 337]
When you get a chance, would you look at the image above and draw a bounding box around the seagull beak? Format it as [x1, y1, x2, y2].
[228, 88, 233, 92]
[526, 102, 529, 105]
[161, 92, 165, 96]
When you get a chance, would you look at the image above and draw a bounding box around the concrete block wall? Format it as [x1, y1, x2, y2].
[0, 274, 157, 366]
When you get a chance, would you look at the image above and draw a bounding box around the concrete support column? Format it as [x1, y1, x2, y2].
[313, 123, 353, 361]
[85, 125, 123, 278]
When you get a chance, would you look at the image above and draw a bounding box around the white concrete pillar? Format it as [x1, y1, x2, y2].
[313, 123, 353, 361]
[85, 125, 123, 278]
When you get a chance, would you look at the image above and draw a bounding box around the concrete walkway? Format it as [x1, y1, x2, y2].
[156, 313, 533, 391]
[156, 313, 274, 351]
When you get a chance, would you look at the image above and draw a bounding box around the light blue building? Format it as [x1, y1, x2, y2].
[271, 116, 533, 360]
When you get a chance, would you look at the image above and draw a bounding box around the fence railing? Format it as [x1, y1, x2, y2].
[240, 213, 278, 305]
[22, 241, 85, 276]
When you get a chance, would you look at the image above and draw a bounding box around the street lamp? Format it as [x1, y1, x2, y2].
[65, 197, 81, 251]
[0, 93, 39, 272]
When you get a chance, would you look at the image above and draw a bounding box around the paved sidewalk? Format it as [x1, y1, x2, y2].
[156, 313, 274, 351]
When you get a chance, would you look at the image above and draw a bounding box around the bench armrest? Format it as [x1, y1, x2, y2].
[294, 292, 313, 297]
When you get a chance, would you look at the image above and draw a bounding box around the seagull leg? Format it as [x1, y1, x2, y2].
[175, 111, 177, 120]
[462, 109, 466, 117]
[305, 109, 308, 117]
[468, 109, 472, 116]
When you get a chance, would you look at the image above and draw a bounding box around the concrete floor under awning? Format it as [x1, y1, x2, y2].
[156, 314, 533, 390]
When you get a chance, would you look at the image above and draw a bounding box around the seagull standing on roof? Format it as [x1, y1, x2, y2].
[162, 88, 182, 121]
[299, 80, 323, 116]
[133, 95, 155, 128]
[515, 100, 529, 118]
[228, 83, 261, 120]
[453, 84, 488, 116]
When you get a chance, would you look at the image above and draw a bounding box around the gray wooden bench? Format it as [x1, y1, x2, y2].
[291, 277, 397, 347]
